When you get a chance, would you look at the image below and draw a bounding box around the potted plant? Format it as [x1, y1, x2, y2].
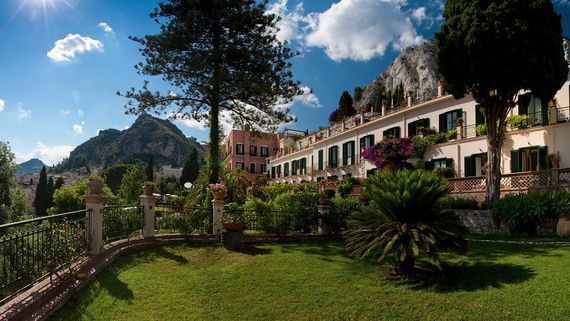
[142, 181, 155, 195]
[222, 212, 246, 232]
[547, 152, 561, 169]
[87, 175, 104, 195]
[208, 183, 226, 200]
[319, 191, 330, 205]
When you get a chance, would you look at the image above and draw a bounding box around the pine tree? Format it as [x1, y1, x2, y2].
[146, 156, 154, 182]
[34, 166, 49, 216]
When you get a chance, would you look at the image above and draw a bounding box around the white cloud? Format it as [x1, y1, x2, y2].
[97, 22, 114, 33]
[305, 0, 423, 61]
[295, 86, 321, 108]
[266, 0, 309, 43]
[73, 123, 84, 134]
[61, 109, 71, 116]
[77, 109, 84, 117]
[411, 7, 426, 23]
[17, 104, 31, 120]
[0, 99, 4, 113]
[47, 34, 104, 62]
[16, 142, 74, 166]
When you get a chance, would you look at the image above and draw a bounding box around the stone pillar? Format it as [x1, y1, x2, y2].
[381, 102, 386, 116]
[552, 169, 560, 187]
[140, 194, 156, 238]
[437, 80, 443, 97]
[456, 122, 464, 140]
[407, 91, 413, 107]
[317, 204, 330, 235]
[550, 107, 558, 124]
[212, 199, 224, 235]
[341, 120, 345, 131]
[85, 179, 103, 255]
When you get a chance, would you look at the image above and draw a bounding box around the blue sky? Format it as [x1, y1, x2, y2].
[0, 0, 569, 166]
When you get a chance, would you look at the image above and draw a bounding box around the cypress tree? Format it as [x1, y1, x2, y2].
[54, 177, 64, 191]
[47, 176, 55, 209]
[180, 149, 199, 186]
[33, 166, 49, 216]
[146, 156, 154, 182]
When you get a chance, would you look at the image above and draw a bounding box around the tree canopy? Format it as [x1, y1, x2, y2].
[120, 0, 301, 184]
[435, 0, 568, 204]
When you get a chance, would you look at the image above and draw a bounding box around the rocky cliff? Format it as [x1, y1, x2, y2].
[356, 39, 439, 111]
[57, 114, 205, 170]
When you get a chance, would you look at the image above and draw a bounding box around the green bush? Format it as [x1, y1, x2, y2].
[506, 115, 529, 130]
[328, 197, 361, 233]
[434, 167, 456, 178]
[492, 191, 570, 235]
[337, 182, 353, 198]
[438, 197, 480, 210]
[272, 191, 319, 233]
[476, 124, 487, 136]
[345, 170, 467, 276]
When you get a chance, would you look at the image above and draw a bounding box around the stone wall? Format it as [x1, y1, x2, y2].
[454, 210, 507, 234]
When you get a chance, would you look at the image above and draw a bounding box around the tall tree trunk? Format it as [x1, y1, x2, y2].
[485, 99, 507, 206]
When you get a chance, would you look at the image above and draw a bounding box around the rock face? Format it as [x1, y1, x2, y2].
[356, 39, 439, 111]
[57, 114, 205, 170]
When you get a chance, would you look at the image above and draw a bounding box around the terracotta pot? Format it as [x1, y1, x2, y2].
[87, 179, 103, 195]
[213, 191, 225, 200]
[223, 222, 245, 232]
[556, 217, 570, 237]
[551, 159, 560, 169]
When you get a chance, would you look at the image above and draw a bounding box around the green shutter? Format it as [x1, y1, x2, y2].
[476, 105, 485, 125]
[439, 113, 446, 132]
[541, 100, 549, 125]
[511, 150, 521, 173]
[446, 158, 453, 168]
[456, 109, 463, 120]
[342, 143, 348, 166]
[518, 93, 531, 115]
[370, 135, 375, 145]
[424, 160, 434, 171]
[359, 137, 365, 150]
[538, 146, 548, 170]
[394, 127, 400, 138]
[464, 156, 474, 177]
[350, 142, 355, 165]
[408, 122, 416, 137]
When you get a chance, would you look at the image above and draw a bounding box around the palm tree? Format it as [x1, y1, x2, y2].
[344, 170, 467, 276]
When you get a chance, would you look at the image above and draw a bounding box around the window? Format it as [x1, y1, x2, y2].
[276, 165, 282, 177]
[475, 105, 486, 126]
[318, 150, 324, 170]
[511, 146, 548, 173]
[236, 144, 244, 155]
[261, 164, 267, 173]
[284, 163, 290, 176]
[328, 146, 339, 168]
[383, 127, 401, 139]
[249, 163, 256, 173]
[342, 141, 355, 166]
[407, 118, 430, 137]
[236, 162, 244, 170]
[300, 158, 307, 174]
[260, 147, 269, 157]
[359, 135, 375, 156]
[439, 109, 462, 133]
[249, 145, 257, 156]
[425, 158, 453, 170]
[518, 93, 548, 125]
[292, 160, 298, 175]
[464, 153, 488, 177]
[271, 166, 276, 179]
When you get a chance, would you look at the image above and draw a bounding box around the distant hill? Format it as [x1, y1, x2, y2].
[56, 114, 206, 171]
[17, 158, 46, 176]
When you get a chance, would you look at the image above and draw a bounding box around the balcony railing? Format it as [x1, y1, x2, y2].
[448, 168, 570, 194]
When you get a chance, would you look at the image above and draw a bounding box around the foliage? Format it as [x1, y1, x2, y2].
[34, 166, 50, 216]
[208, 183, 226, 193]
[180, 148, 199, 186]
[492, 191, 570, 235]
[146, 156, 154, 182]
[221, 212, 245, 224]
[272, 191, 319, 233]
[438, 197, 480, 210]
[434, 167, 456, 178]
[362, 137, 415, 170]
[329, 91, 356, 122]
[323, 189, 336, 199]
[50, 180, 119, 214]
[118, 166, 146, 204]
[102, 164, 138, 195]
[336, 182, 353, 198]
[435, 0, 568, 205]
[547, 152, 561, 162]
[506, 115, 529, 130]
[120, 0, 301, 185]
[158, 175, 180, 195]
[476, 124, 487, 136]
[328, 197, 361, 233]
[344, 170, 467, 275]
[353, 86, 363, 102]
[54, 177, 65, 191]
[0, 142, 24, 224]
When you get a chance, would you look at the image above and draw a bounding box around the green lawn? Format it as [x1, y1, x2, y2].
[49, 240, 570, 321]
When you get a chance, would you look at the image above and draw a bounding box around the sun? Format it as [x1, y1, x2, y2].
[12, 0, 75, 24]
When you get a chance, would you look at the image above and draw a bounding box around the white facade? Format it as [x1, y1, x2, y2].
[268, 80, 570, 184]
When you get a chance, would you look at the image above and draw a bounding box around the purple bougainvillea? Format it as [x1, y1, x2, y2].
[329, 110, 339, 122]
[363, 137, 416, 170]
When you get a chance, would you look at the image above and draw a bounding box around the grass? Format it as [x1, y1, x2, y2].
[49, 240, 570, 321]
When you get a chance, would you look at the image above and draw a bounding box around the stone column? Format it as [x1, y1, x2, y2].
[456, 121, 464, 140]
[317, 204, 330, 235]
[212, 199, 224, 235]
[85, 179, 103, 255]
[381, 102, 386, 116]
[550, 107, 558, 124]
[140, 194, 156, 238]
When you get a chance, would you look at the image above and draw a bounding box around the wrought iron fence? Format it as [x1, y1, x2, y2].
[557, 106, 570, 122]
[0, 209, 89, 303]
[229, 209, 320, 235]
[102, 205, 144, 243]
[154, 205, 213, 234]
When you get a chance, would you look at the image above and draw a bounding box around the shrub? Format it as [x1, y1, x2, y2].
[492, 191, 570, 235]
[506, 115, 529, 130]
[446, 129, 458, 140]
[337, 182, 353, 198]
[344, 170, 467, 276]
[438, 197, 480, 210]
[434, 167, 456, 178]
[476, 124, 487, 136]
[323, 189, 336, 199]
[272, 191, 319, 233]
[328, 197, 361, 233]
